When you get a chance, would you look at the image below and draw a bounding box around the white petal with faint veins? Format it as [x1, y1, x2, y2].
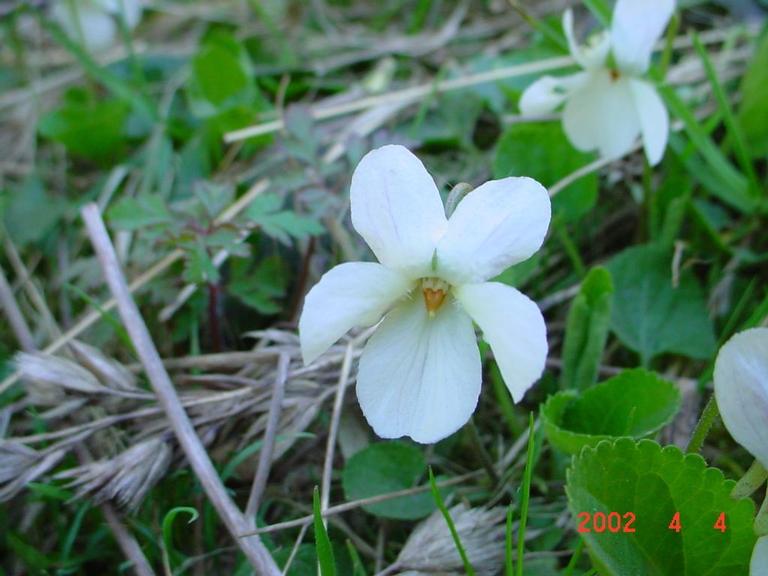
[456, 282, 547, 402]
[611, 0, 675, 75]
[563, 70, 641, 160]
[436, 177, 550, 284]
[356, 297, 481, 444]
[519, 72, 588, 116]
[714, 328, 768, 468]
[350, 145, 447, 279]
[629, 79, 669, 166]
[299, 262, 412, 365]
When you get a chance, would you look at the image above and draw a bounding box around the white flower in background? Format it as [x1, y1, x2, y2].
[299, 145, 550, 444]
[519, 0, 674, 165]
[52, 0, 142, 51]
[714, 327, 768, 468]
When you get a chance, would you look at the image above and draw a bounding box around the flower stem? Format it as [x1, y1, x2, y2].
[732, 460, 768, 499]
[685, 395, 720, 454]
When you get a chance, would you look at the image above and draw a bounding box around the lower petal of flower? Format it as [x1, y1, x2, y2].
[356, 296, 481, 444]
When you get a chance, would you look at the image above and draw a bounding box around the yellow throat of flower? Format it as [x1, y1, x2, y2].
[421, 277, 450, 317]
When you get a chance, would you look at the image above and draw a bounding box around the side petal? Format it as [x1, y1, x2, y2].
[519, 73, 589, 116]
[350, 145, 447, 279]
[629, 79, 669, 166]
[299, 262, 412, 365]
[563, 71, 641, 160]
[455, 282, 547, 402]
[563, 9, 610, 70]
[436, 177, 550, 284]
[751, 536, 768, 576]
[356, 297, 481, 444]
[714, 328, 768, 469]
[611, 0, 675, 75]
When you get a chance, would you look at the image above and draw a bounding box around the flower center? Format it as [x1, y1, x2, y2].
[421, 277, 450, 317]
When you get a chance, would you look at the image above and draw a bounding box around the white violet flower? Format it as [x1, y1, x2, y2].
[519, 0, 674, 165]
[299, 145, 550, 444]
[52, 0, 142, 51]
[714, 327, 768, 469]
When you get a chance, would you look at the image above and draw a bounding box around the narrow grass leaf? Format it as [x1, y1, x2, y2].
[516, 414, 536, 576]
[428, 467, 476, 576]
[313, 486, 336, 576]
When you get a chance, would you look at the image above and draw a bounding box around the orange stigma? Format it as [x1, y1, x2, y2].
[423, 288, 446, 315]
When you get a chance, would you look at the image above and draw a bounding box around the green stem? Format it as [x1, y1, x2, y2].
[732, 460, 768, 499]
[685, 395, 720, 454]
[428, 467, 476, 576]
[516, 414, 536, 576]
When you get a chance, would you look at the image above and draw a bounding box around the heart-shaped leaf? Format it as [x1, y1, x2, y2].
[542, 369, 680, 454]
[567, 439, 757, 575]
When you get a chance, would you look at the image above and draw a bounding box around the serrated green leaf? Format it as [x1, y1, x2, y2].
[542, 369, 680, 454]
[561, 267, 614, 390]
[107, 195, 174, 230]
[567, 438, 757, 575]
[607, 244, 716, 364]
[229, 256, 288, 315]
[245, 193, 323, 246]
[494, 122, 598, 222]
[342, 442, 436, 520]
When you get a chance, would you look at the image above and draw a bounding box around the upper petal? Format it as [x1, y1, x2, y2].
[436, 177, 551, 284]
[611, 0, 675, 75]
[563, 71, 641, 160]
[519, 72, 589, 116]
[356, 296, 481, 444]
[455, 282, 548, 403]
[563, 9, 610, 70]
[629, 79, 669, 166]
[299, 262, 411, 365]
[350, 145, 447, 278]
[714, 328, 768, 469]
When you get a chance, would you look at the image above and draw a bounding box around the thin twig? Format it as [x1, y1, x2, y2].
[246, 353, 290, 520]
[320, 343, 354, 523]
[80, 204, 280, 575]
[0, 262, 35, 352]
[240, 471, 482, 536]
[0, 180, 269, 395]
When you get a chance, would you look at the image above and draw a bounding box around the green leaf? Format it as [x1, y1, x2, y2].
[229, 256, 288, 315]
[245, 193, 323, 246]
[607, 244, 716, 364]
[187, 32, 257, 117]
[738, 31, 768, 156]
[38, 88, 129, 163]
[583, 0, 611, 27]
[566, 439, 757, 575]
[494, 122, 598, 222]
[542, 369, 681, 454]
[313, 486, 336, 576]
[2, 176, 66, 246]
[561, 267, 614, 391]
[342, 441, 435, 520]
[107, 195, 174, 230]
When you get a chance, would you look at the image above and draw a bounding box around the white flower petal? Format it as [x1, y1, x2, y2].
[611, 0, 675, 75]
[350, 145, 447, 278]
[299, 262, 411, 365]
[436, 177, 550, 284]
[356, 296, 481, 444]
[714, 328, 768, 469]
[629, 79, 669, 166]
[563, 71, 641, 160]
[751, 536, 768, 576]
[563, 9, 610, 70]
[519, 73, 589, 116]
[52, 3, 117, 50]
[455, 282, 547, 403]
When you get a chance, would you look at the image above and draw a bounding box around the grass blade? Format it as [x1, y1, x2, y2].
[516, 413, 537, 576]
[428, 467, 476, 576]
[313, 486, 336, 576]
